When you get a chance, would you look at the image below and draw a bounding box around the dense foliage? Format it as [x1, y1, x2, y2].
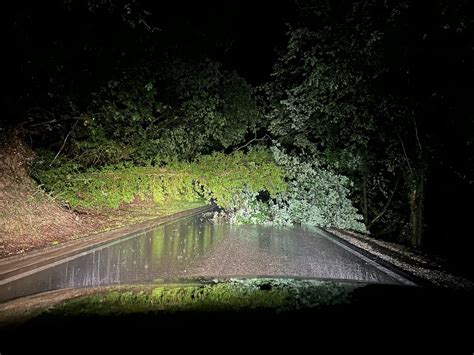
[229, 147, 366, 232]
[263, 0, 410, 239]
[34, 145, 366, 231]
[25, 57, 261, 167]
[270, 147, 366, 231]
[263, 0, 474, 247]
[34, 149, 287, 210]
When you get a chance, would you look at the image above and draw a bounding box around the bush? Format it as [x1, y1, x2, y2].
[33, 148, 287, 210]
[225, 146, 366, 232]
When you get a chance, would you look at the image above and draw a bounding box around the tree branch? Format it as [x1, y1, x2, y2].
[368, 178, 399, 228]
[235, 133, 270, 151]
[412, 110, 422, 154]
[49, 117, 80, 167]
[395, 128, 412, 173]
[406, 68, 423, 154]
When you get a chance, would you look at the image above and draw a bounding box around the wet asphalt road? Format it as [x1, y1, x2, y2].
[0, 214, 410, 302]
[178, 222, 406, 284]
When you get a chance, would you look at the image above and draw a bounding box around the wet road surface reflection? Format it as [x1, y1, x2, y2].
[0, 214, 406, 302]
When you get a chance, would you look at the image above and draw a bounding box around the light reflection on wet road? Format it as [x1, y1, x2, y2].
[0, 214, 406, 302]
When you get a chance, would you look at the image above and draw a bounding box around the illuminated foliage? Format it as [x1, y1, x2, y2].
[34, 149, 287, 210]
[263, 0, 417, 238]
[227, 147, 366, 232]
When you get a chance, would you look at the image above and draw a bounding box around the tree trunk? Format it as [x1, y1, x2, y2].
[409, 170, 425, 248]
[362, 173, 368, 226]
[361, 155, 369, 227]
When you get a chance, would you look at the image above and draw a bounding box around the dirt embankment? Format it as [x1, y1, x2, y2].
[0, 133, 103, 257]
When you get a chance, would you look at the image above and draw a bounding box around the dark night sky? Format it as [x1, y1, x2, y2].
[1, 1, 295, 124]
[146, 0, 295, 83]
